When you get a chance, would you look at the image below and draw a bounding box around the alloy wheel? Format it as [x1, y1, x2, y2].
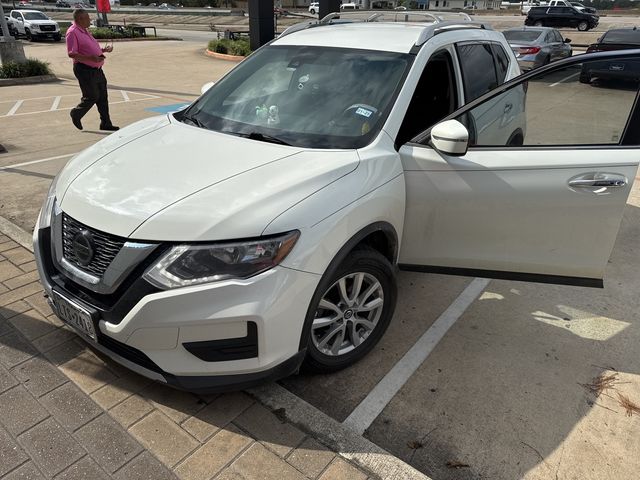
[311, 272, 384, 357]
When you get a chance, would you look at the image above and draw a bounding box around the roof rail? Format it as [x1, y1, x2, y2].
[416, 21, 492, 45]
[319, 9, 473, 24]
[279, 12, 487, 45]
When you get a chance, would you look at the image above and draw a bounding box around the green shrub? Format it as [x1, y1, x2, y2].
[207, 38, 250, 56]
[89, 27, 125, 39]
[0, 58, 51, 79]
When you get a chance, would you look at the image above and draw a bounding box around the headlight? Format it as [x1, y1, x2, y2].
[143, 231, 300, 289]
[36, 175, 59, 231]
[31, 24, 39, 30]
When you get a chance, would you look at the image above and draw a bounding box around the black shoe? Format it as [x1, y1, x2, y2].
[99, 124, 120, 131]
[70, 111, 83, 130]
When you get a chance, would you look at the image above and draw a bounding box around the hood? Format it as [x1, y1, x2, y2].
[27, 19, 58, 25]
[58, 116, 359, 240]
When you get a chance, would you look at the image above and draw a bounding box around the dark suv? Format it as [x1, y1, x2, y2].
[526, 6, 599, 31]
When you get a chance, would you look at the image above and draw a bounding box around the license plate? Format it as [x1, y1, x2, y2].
[52, 291, 97, 341]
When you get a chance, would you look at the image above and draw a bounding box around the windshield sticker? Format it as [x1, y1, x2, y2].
[355, 107, 373, 118]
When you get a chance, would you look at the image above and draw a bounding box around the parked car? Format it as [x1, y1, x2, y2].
[7, 9, 61, 41]
[581, 27, 640, 83]
[308, 2, 319, 14]
[158, 3, 175, 9]
[503, 26, 572, 70]
[340, 2, 360, 10]
[525, 6, 598, 31]
[55, 0, 71, 7]
[33, 15, 639, 392]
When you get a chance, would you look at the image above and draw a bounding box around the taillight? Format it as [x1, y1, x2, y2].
[518, 46, 541, 55]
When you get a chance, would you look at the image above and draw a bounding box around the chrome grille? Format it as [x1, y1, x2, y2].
[62, 214, 126, 277]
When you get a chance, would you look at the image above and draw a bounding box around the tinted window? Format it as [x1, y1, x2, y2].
[602, 30, 640, 45]
[456, 43, 498, 102]
[503, 30, 542, 42]
[553, 30, 564, 42]
[492, 44, 510, 83]
[544, 32, 555, 43]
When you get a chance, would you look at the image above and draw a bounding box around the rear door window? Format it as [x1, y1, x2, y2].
[456, 43, 499, 102]
[491, 43, 510, 83]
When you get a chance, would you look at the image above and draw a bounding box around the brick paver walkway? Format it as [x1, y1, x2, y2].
[0, 234, 373, 480]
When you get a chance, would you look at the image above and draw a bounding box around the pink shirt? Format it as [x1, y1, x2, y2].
[66, 23, 104, 69]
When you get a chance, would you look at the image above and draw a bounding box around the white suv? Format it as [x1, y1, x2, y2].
[308, 2, 319, 14]
[34, 14, 640, 392]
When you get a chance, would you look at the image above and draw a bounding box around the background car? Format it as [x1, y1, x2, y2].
[55, 0, 71, 7]
[581, 28, 640, 84]
[7, 9, 61, 41]
[503, 26, 572, 70]
[570, 1, 596, 13]
[308, 2, 319, 14]
[525, 6, 598, 31]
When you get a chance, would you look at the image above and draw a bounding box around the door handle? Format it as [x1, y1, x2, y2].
[504, 103, 513, 114]
[568, 173, 628, 192]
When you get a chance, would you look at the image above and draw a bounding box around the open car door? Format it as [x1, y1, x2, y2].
[399, 50, 640, 287]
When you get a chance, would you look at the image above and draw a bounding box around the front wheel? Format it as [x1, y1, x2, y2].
[25, 28, 32, 40]
[302, 247, 397, 373]
[579, 71, 591, 84]
[577, 21, 588, 31]
[534, 20, 543, 26]
[309, 8, 316, 14]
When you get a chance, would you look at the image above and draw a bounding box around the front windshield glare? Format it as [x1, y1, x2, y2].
[24, 12, 49, 20]
[180, 45, 412, 149]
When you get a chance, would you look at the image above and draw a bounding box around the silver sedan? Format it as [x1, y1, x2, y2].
[503, 26, 573, 71]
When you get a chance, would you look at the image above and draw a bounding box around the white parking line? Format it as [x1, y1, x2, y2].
[550, 72, 579, 87]
[121, 90, 130, 102]
[50, 96, 62, 111]
[342, 277, 491, 436]
[6, 100, 24, 116]
[2, 97, 159, 118]
[0, 153, 77, 171]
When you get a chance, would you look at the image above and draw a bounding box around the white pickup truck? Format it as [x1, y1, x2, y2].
[7, 9, 61, 41]
[521, 0, 591, 15]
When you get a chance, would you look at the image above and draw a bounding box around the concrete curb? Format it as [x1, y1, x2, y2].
[205, 49, 245, 62]
[248, 383, 430, 480]
[0, 74, 58, 87]
[0, 215, 34, 251]
[94, 36, 183, 42]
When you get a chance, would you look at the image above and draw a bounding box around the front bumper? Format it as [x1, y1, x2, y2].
[34, 225, 320, 393]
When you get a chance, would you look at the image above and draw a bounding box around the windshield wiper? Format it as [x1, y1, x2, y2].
[181, 113, 206, 129]
[246, 132, 292, 146]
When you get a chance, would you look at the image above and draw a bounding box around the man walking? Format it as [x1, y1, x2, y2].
[66, 9, 119, 131]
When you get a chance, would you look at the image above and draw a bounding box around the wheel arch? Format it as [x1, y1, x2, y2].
[297, 221, 398, 351]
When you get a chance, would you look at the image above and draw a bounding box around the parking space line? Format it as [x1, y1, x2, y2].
[550, 72, 579, 87]
[121, 90, 130, 102]
[342, 277, 491, 436]
[2, 96, 159, 118]
[50, 96, 62, 111]
[7, 100, 24, 116]
[0, 153, 77, 172]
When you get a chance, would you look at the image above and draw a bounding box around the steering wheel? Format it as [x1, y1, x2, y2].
[329, 104, 379, 136]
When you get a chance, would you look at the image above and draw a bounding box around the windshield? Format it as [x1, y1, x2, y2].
[602, 30, 640, 44]
[23, 12, 49, 20]
[178, 45, 412, 149]
[503, 30, 543, 42]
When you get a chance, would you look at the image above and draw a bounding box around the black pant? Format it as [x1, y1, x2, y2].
[71, 63, 112, 125]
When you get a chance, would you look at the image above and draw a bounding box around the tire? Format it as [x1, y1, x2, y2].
[25, 28, 32, 41]
[310, 8, 315, 14]
[507, 131, 524, 147]
[302, 247, 397, 373]
[534, 20, 543, 26]
[579, 72, 591, 84]
[577, 21, 588, 31]
[54, 34, 62, 41]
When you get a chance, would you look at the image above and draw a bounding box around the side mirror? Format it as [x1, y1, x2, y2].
[200, 81, 215, 95]
[430, 120, 469, 156]
[564, 38, 571, 43]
